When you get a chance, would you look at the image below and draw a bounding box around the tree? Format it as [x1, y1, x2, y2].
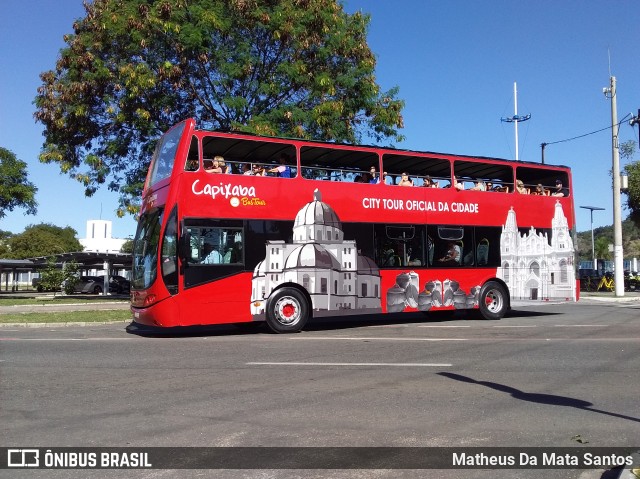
[34, 0, 405, 215]
[6, 224, 83, 259]
[120, 239, 134, 254]
[39, 257, 65, 294]
[38, 258, 79, 295]
[0, 230, 12, 257]
[0, 147, 37, 219]
[594, 236, 611, 262]
[620, 140, 640, 226]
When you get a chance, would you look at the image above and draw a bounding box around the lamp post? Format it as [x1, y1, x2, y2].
[501, 82, 531, 161]
[580, 205, 605, 272]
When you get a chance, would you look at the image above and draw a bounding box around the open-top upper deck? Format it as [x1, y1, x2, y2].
[142, 119, 574, 229]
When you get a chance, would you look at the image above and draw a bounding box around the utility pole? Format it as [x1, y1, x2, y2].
[603, 76, 624, 297]
[631, 109, 640, 144]
[501, 82, 531, 161]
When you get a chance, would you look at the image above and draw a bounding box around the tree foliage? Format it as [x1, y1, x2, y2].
[5, 224, 83, 259]
[39, 258, 65, 294]
[620, 140, 640, 226]
[576, 218, 640, 262]
[120, 239, 135, 254]
[0, 147, 37, 219]
[594, 236, 611, 261]
[34, 0, 405, 215]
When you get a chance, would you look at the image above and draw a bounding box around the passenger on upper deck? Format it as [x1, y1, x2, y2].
[453, 176, 464, 190]
[268, 153, 292, 178]
[398, 173, 413, 186]
[488, 182, 509, 193]
[533, 184, 548, 196]
[205, 156, 224, 174]
[552, 179, 568, 197]
[469, 179, 486, 191]
[515, 179, 528, 194]
[369, 166, 379, 184]
[423, 175, 438, 188]
[218, 157, 231, 174]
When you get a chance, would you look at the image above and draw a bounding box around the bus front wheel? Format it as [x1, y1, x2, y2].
[478, 281, 508, 320]
[265, 288, 309, 333]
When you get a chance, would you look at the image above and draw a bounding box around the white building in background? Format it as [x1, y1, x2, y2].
[79, 220, 127, 253]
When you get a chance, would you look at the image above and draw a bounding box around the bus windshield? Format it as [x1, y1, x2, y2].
[132, 208, 164, 290]
[146, 122, 187, 188]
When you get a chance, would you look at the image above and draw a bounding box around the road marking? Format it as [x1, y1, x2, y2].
[554, 324, 607, 327]
[293, 337, 467, 342]
[492, 325, 537, 328]
[247, 362, 452, 367]
[0, 337, 133, 341]
[418, 325, 471, 328]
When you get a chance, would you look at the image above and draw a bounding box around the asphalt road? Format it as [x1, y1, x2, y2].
[1, 300, 639, 479]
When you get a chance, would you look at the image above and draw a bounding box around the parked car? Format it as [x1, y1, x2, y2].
[74, 276, 111, 294]
[109, 275, 130, 294]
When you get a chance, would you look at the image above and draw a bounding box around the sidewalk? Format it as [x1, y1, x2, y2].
[579, 290, 640, 302]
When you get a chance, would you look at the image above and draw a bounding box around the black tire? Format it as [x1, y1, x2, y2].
[265, 287, 310, 333]
[93, 285, 103, 295]
[478, 281, 509, 320]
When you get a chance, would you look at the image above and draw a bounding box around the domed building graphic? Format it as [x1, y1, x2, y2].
[251, 189, 381, 317]
[497, 201, 576, 301]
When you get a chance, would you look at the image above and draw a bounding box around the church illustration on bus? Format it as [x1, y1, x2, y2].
[250, 189, 382, 317]
[496, 201, 576, 301]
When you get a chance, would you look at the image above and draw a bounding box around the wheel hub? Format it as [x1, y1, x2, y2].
[275, 297, 300, 325]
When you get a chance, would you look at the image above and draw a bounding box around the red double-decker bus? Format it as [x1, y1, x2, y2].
[129, 118, 577, 333]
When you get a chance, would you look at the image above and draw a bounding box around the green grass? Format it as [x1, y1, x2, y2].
[0, 297, 128, 306]
[0, 310, 133, 324]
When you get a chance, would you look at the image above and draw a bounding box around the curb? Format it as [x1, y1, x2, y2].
[579, 295, 640, 303]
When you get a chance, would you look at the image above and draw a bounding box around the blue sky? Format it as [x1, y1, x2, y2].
[1, 0, 639, 240]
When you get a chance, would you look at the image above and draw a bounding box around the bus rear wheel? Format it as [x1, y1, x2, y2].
[265, 287, 309, 333]
[478, 281, 508, 320]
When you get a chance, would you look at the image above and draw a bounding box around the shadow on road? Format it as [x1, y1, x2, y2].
[437, 372, 640, 424]
[126, 308, 562, 337]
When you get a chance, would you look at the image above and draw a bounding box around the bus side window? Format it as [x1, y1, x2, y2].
[185, 136, 199, 172]
[473, 227, 501, 267]
[161, 207, 179, 294]
[373, 224, 424, 268]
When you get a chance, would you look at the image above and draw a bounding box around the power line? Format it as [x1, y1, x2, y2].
[542, 113, 631, 147]
[540, 113, 632, 164]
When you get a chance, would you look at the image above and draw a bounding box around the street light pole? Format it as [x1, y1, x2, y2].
[603, 76, 624, 296]
[501, 82, 531, 161]
[580, 206, 605, 272]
